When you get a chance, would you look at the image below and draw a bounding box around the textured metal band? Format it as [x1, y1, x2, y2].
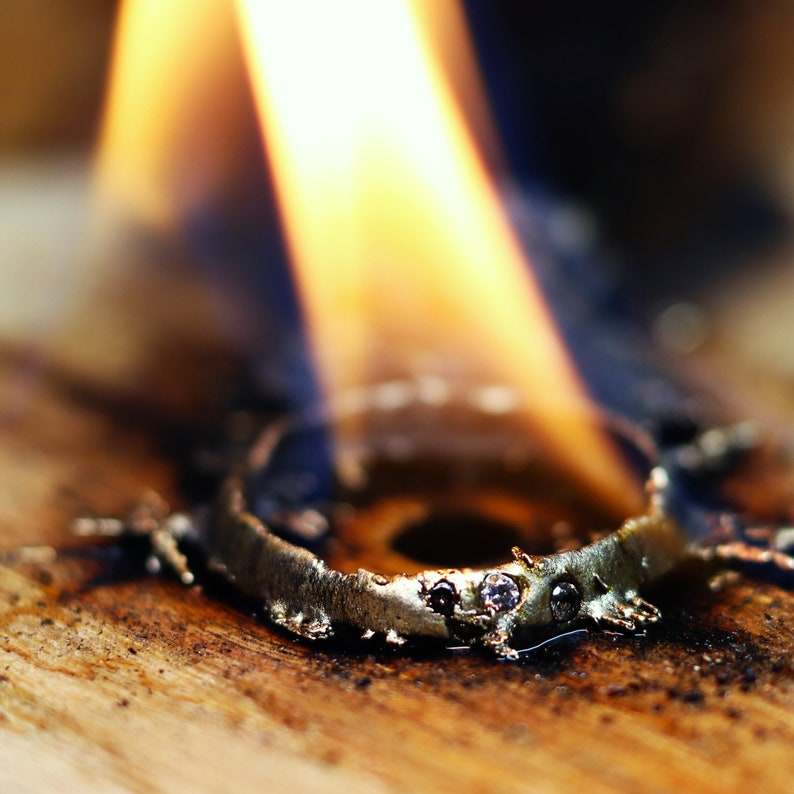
[203, 471, 684, 658]
[197, 387, 687, 658]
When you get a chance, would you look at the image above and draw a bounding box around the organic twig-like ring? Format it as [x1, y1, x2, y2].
[72, 383, 789, 658]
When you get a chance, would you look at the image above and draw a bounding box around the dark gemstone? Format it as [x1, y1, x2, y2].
[427, 580, 459, 616]
[550, 580, 581, 623]
[480, 573, 520, 613]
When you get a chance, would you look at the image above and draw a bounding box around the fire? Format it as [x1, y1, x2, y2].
[235, 0, 643, 513]
[95, 0, 247, 228]
[97, 0, 644, 515]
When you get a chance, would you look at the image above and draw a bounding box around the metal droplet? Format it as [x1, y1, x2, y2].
[481, 573, 520, 613]
[550, 580, 581, 623]
[427, 580, 459, 616]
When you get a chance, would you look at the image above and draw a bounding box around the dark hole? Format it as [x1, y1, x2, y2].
[392, 509, 524, 568]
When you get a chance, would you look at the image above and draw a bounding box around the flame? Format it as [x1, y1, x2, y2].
[97, 0, 643, 515]
[95, 0, 247, 228]
[235, 0, 643, 513]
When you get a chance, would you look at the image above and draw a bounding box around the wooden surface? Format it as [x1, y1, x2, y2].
[3, 357, 794, 794]
[3, 222, 794, 793]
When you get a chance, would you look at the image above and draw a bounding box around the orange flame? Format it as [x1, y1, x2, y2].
[235, 0, 643, 514]
[97, 0, 643, 515]
[95, 0, 247, 228]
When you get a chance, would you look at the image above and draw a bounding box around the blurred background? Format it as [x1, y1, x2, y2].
[2, 0, 794, 421]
